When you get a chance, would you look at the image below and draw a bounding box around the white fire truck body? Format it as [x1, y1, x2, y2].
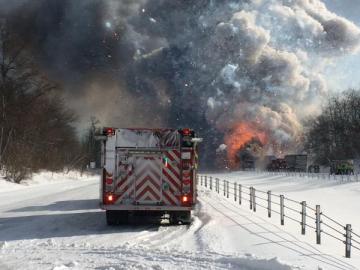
[98, 128, 200, 225]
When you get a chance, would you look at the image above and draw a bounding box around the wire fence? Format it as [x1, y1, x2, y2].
[198, 174, 360, 259]
[247, 170, 360, 182]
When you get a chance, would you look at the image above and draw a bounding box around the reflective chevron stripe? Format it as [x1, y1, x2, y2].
[134, 157, 162, 203]
[162, 150, 181, 205]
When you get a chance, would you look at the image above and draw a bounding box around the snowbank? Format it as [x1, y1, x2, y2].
[0, 171, 98, 193]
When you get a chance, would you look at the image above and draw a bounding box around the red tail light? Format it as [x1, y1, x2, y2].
[181, 195, 192, 206]
[104, 193, 117, 204]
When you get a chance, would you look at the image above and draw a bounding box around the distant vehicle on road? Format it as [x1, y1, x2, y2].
[97, 128, 201, 225]
[284, 154, 307, 172]
[267, 158, 287, 171]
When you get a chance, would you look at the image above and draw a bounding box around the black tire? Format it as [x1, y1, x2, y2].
[117, 211, 129, 224]
[169, 213, 179, 225]
[181, 211, 191, 225]
[106, 210, 129, 225]
[106, 210, 117, 226]
[169, 211, 191, 225]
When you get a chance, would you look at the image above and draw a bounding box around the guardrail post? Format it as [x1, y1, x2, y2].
[223, 180, 226, 196]
[205, 176, 207, 188]
[267, 191, 271, 218]
[210, 176, 212, 190]
[239, 184, 242, 205]
[316, 205, 321, 244]
[226, 181, 229, 198]
[253, 187, 256, 212]
[280, 195, 284, 225]
[345, 224, 352, 258]
[301, 201, 306, 235]
[234, 182, 237, 201]
[250, 187, 253, 210]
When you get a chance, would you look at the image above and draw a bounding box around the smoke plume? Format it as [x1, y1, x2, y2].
[1, 0, 360, 167]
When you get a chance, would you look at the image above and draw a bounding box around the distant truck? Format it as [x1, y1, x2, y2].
[284, 155, 307, 172]
[330, 160, 354, 175]
[97, 128, 201, 225]
[267, 158, 287, 171]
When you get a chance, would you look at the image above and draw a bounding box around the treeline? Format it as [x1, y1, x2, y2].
[0, 22, 96, 182]
[305, 90, 360, 165]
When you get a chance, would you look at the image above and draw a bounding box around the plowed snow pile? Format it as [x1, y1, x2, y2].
[0, 171, 359, 269]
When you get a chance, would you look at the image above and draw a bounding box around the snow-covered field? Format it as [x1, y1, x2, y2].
[0, 171, 359, 270]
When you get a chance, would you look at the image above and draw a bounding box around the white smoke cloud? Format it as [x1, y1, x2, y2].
[202, 0, 360, 153]
[257, 0, 360, 55]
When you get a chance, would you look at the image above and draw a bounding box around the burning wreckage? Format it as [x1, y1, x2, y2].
[215, 123, 308, 172]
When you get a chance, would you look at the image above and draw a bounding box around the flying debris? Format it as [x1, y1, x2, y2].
[105, 21, 112, 29]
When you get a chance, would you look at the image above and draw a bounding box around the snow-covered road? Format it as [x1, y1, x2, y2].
[0, 172, 359, 270]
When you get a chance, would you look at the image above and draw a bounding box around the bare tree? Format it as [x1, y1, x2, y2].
[305, 89, 360, 165]
[0, 20, 81, 182]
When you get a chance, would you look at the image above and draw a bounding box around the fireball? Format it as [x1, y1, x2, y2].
[225, 123, 268, 168]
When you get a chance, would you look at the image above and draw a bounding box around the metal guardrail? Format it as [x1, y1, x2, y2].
[198, 174, 360, 259]
[252, 170, 360, 182]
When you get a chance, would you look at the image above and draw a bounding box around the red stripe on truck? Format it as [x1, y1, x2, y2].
[136, 175, 160, 191]
[162, 169, 181, 190]
[136, 185, 160, 201]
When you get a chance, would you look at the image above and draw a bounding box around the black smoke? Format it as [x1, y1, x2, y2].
[1, 0, 360, 168]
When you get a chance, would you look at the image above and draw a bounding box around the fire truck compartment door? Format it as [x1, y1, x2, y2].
[133, 154, 163, 205]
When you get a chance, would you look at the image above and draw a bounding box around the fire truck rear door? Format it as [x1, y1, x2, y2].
[133, 153, 163, 205]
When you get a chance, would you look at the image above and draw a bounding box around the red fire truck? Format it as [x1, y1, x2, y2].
[97, 128, 201, 225]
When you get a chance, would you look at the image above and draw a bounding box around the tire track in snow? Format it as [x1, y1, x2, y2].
[143, 200, 213, 251]
[191, 198, 213, 252]
[2, 239, 292, 270]
[132, 224, 189, 248]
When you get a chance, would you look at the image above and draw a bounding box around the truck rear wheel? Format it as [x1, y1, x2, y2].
[106, 210, 129, 225]
[169, 211, 191, 225]
[181, 211, 191, 225]
[106, 210, 117, 226]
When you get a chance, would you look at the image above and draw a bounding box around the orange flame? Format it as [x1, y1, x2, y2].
[225, 123, 268, 168]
